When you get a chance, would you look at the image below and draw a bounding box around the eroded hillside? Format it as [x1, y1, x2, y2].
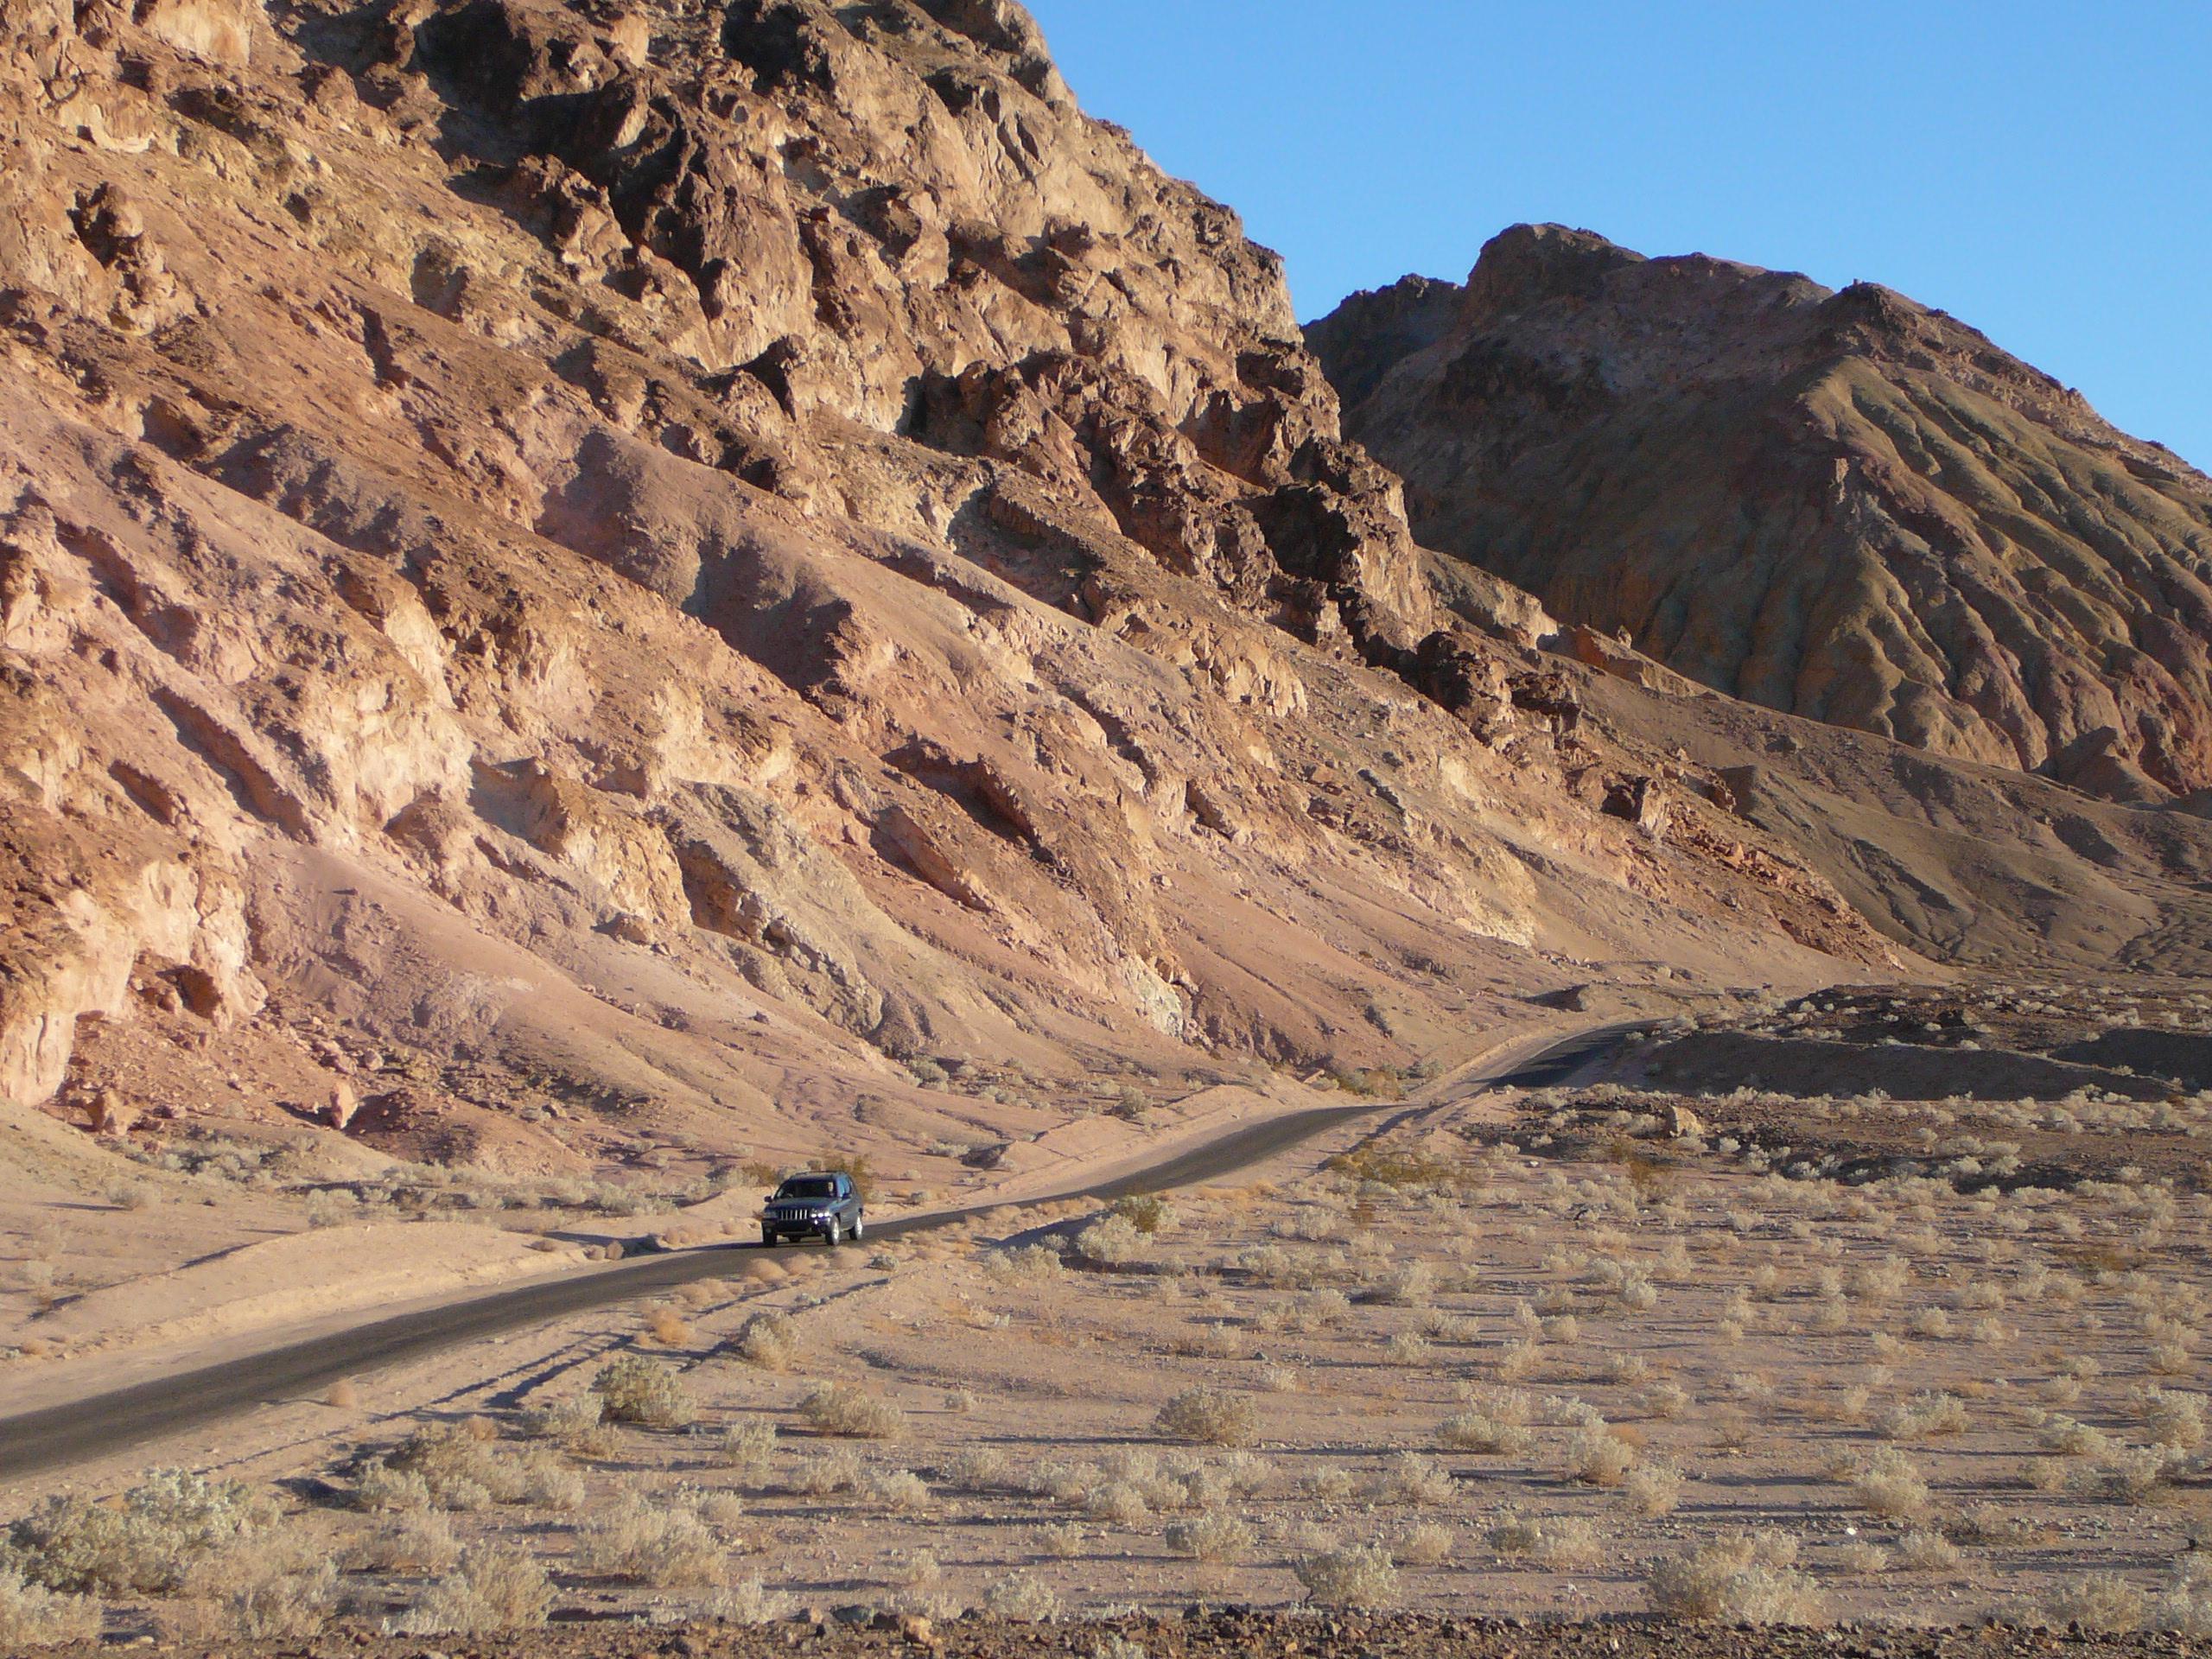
[0, 0, 1913, 1191]
[1313, 225, 2212, 803]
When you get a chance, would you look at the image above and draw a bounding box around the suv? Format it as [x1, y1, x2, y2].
[760, 1172, 864, 1247]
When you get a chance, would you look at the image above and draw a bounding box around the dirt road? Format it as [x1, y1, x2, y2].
[0, 1022, 1634, 1479]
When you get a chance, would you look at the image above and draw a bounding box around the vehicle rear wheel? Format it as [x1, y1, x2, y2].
[851, 1214, 865, 1240]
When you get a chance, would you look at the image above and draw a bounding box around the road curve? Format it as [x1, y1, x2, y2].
[0, 1022, 1636, 1481]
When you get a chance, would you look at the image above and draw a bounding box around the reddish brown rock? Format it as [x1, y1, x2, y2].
[1313, 224, 2212, 800]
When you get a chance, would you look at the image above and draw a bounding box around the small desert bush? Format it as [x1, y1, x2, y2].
[381, 1422, 582, 1511]
[1075, 1215, 1152, 1267]
[1622, 1463, 1683, 1518]
[1562, 1427, 1636, 1486]
[1849, 1448, 1930, 1519]
[524, 1394, 615, 1457]
[575, 1493, 724, 1587]
[386, 1544, 552, 1635]
[0, 1567, 100, 1648]
[182, 1534, 337, 1640]
[1397, 1522, 1453, 1567]
[709, 1579, 783, 1625]
[1164, 1511, 1254, 1562]
[2138, 1387, 2207, 1452]
[1439, 1411, 1533, 1456]
[350, 1511, 461, 1574]
[1154, 1386, 1257, 1447]
[2044, 1573, 2148, 1631]
[6, 1469, 270, 1594]
[1084, 1482, 1150, 1526]
[644, 1303, 695, 1346]
[1892, 1530, 1962, 1573]
[1501, 1515, 1604, 1570]
[592, 1355, 696, 1428]
[1644, 1534, 1824, 1624]
[1294, 1543, 1400, 1609]
[1882, 1390, 1969, 1440]
[1376, 1452, 1454, 1507]
[714, 1419, 778, 1477]
[985, 1243, 1064, 1285]
[798, 1382, 906, 1440]
[789, 1447, 863, 1497]
[982, 1572, 1060, 1621]
[731, 1311, 799, 1370]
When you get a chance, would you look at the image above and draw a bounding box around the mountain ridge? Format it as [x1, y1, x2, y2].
[1312, 222, 2212, 802]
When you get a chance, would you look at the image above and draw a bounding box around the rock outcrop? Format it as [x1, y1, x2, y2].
[1312, 225, 2212, 802]
[0, 1, 1922, 1159]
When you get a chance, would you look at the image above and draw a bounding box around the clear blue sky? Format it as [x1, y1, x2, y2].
[1024, 2, 2212, 472]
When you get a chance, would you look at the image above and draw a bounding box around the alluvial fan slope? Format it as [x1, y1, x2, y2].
[1313, 224, 2212, 804]
[0, 0, 1909, 1166]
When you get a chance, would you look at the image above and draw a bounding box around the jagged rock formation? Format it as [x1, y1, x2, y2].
[0, 0, 1916, 1163]
[1312, 225, 2212, 803]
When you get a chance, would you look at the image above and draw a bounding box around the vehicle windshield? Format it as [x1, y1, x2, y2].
[776, 1177, 837, 1200]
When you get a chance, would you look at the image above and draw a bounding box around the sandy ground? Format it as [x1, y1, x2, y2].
[8, 982, 2211, 1645]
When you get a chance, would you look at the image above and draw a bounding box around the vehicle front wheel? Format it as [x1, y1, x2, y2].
[760, 1227, 776, 1247]
[823, 1218, 842, 1246]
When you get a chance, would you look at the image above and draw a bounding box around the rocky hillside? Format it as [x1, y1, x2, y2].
[0, 0, 1918, 1174]
[1312, 225, 2212, 803]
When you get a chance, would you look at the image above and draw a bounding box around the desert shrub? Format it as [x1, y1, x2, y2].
[1164, 1511, 1254, 1561]
[709, 1579, 783, 1625]
[592, 1355, 696, 1428]
[715, 1419, 779, 1477]
[866, 1469, 932, 1512]
[945, 1446, 1008, 1491]
[0, 1567, 99, 1648]
[1396, 1522, 1453, 1566]
[352, 1459, 434, 1513]
[2152, 1558, 2212, 1636]
[1075, 1215, 1151, 1267]
[644, 1303, 696, 1346]
[1622, 1463, 1683, 1518]
[6, 1469, 270, 1594]
[1850, 1448, 1930, 1519]
[1371, 1325, 1425, 1364]
[1837, 1541, 1891, 1575]
[982, 1573, 1060, 1621]
[2045, 1573, 2147, 1631]
[2072, 1446, 2174, 1504]
[349, 1511, 461, 1574]
[387, 1544, 552, 1635]
[789, 1447, 862, 1496]
[1154, 1386, 1257, 1447]
[798, 1382, 906, 1440]
[2138, 1388, 2208, 1452]
[575, 1493, 724, 1587]
[382, 1423, 580, 1511]
[1638, 1381, 1692, 1420]
[1644, 1535, 1824, 1624]
[985, 1243, 1064, 1285]
[1376, 1452, 1454, 1507]
[1294, 1544, 1400, 1609]
[1439, 1411, 1533, 1456]
[2040, 1415, 2110, 1458]
[1882, 1391, 1969, 1440]
[1563, 1427, 1636, 1486]
[524, 1394, 615, 1457]
[184, 1534, 336, 1639]
[1892, 1530, 1962, 1573]
[1038, 1522, 1085, 1559]
[732, 1311, 799, 1371]
[1535, 1516, 1606, 1570]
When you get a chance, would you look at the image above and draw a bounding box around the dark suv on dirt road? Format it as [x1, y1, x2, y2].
[760, 1172, 864, 1246]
